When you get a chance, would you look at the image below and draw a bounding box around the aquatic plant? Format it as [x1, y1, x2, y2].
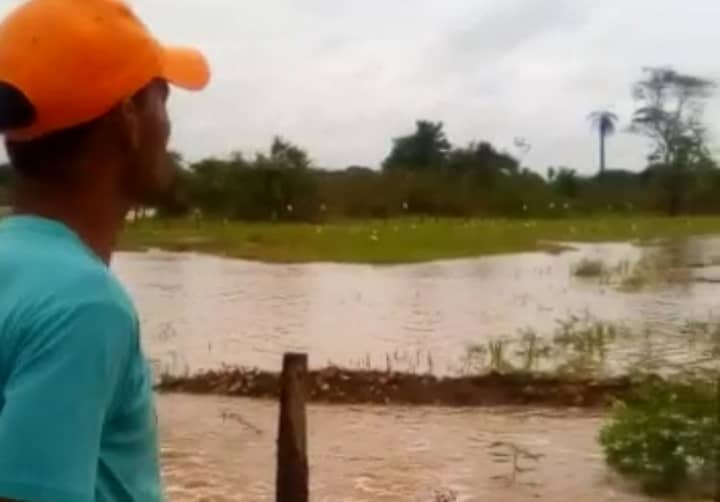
[487, 339, 514, 373]
[599, 377, 718, 497]
[514, 329, 553, 372]
[488, 441, 545, 486]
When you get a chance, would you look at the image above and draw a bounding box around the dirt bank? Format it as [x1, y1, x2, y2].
[156, 366, 638, 407]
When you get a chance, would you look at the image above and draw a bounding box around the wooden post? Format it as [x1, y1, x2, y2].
[276, 353, 309, 502]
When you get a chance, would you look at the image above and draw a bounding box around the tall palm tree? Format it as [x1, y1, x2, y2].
[589, 111, 619, 174]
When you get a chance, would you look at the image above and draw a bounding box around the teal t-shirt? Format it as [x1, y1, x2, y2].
[0, 216, 163, 502]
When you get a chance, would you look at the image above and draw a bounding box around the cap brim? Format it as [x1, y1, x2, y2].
[161, 46, 210, 91]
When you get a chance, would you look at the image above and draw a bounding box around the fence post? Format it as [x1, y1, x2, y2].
[276, 353, 309, 502]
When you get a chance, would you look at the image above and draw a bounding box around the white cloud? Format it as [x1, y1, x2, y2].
[2, 0, 720, 173]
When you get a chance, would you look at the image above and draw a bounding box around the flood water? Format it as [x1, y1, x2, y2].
[159, 394, 655, 502]
[114, 238, 720, 375]
[112, 238, 718, 501]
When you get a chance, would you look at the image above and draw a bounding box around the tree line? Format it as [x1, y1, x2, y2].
[1, 66, 719, 220]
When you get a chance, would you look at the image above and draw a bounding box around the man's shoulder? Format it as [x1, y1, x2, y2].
[0, 250, 139, 378]
[0, 233, 136, 328]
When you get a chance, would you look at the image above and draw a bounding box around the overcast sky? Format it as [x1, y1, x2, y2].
[6, 0, 720, 173]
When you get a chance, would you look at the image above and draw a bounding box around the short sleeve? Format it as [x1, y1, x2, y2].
[0, 301, 135, 502]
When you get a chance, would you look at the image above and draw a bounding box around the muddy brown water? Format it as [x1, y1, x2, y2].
[114, 239, 719, 375]
[159, 394, 657, 502]
[113, 238, 719, 501]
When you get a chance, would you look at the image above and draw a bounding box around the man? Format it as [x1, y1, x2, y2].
[0, 0, 209, 500]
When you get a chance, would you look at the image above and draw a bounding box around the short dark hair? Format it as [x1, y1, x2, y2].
[0, 79, 102, 181]
[2, 80, 160, 181]
[5, 118, 100, 180]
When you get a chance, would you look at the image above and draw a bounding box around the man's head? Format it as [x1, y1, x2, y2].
[4, 78, 173, 203]
[0, 0, 209, 205]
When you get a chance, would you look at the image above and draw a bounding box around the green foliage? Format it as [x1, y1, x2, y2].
[122, 216, 720, 264]
[631, 67, 715, 166]
[459, 317, 719, 498]
[149, 115, 720, 223]
[0, 67, 719, 221]
[548, 167, 579, 198]
[159, 139, 321, 222]
[599, 378, 718, 496]
[514, 330, 552, 372]
[382, 120, 451, 171]
[630, 67, 717, 215]
[461, 317, 623, 377]
[553, 317, 618, 375]
[0, 72, 717, 222]
[446, 141, 519, 182]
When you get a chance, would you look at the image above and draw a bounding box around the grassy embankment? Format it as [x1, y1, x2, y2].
[121, 216, 720, 263]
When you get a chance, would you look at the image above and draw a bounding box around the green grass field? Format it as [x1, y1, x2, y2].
[120, 216, 720, 264]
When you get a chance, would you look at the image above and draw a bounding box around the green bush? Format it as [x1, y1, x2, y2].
[599, 378, 719, 496]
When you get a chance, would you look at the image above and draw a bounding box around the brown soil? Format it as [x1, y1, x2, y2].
[156, 367, 638, 407]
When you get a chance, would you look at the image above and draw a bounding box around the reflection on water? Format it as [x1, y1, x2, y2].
[112, 238, 720, 375]
[158, 393, 654, 502]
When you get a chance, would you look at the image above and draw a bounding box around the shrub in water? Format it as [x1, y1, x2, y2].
[599, 377, 718, 496]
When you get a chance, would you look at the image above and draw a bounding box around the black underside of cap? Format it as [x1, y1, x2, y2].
[0, 81, 35, 131]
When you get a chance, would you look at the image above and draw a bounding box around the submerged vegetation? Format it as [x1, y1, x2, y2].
[155, 312, 720, 497]
[461, 316, 626, 377]
[156, 314, 719, 395]
[571, 243, 706, 293]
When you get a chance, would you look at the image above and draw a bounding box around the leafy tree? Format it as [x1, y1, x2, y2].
[550, 167, 579, 198]
[382, 120, 450, 171]
[447, 142, 518, 174]
[145, 87, 720, 223]
[630, 67, 716, 214]
[447, 141, 519, 187]
[160, 138, 321, 221]
[588, 111, 618, 174]
[256, 136, 311, 170]
[631, 68, 714, 165]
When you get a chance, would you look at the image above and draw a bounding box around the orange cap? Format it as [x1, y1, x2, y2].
[0, 0, 210, 140]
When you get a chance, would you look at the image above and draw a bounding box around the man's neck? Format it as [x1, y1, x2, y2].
[12, 180, 129, 264]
